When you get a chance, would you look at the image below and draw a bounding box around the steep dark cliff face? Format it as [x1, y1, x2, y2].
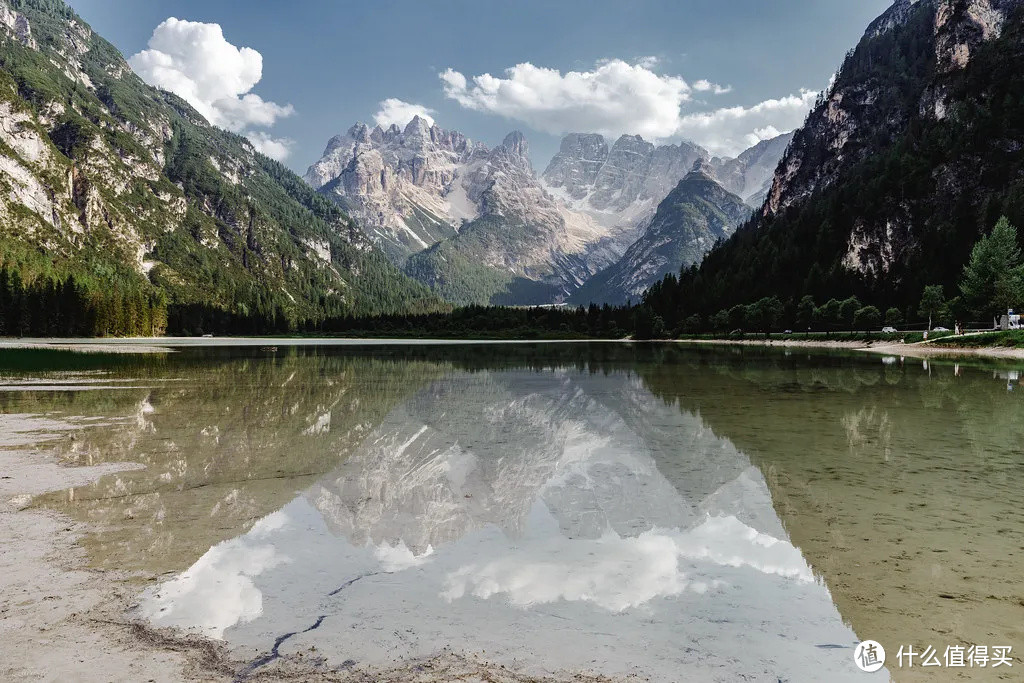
[654, 0, 1024, 316]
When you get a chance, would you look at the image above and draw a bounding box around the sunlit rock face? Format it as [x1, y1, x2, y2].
[305, 118, 489, 262]
[136, 367, 859, 681]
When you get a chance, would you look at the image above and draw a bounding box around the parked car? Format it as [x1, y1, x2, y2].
[881, 326, 897, 333]
[933, 327, 950, 332]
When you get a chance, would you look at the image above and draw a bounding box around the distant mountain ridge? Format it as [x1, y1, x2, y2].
[306, 120, 793, 306]
[570, 164, 752, 305]
[708, 133, 795, 208]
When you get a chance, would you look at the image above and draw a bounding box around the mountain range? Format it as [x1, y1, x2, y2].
[305, 117, 791, 305]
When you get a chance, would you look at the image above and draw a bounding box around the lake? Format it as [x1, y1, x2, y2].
[3, 342, 1023, 681]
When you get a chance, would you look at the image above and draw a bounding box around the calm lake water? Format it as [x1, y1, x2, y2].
[4, 343, 1023, 681]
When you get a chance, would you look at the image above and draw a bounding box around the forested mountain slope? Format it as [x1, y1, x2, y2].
[647, 0, 1024, 320]
[570, 168, 750, 306]
[0, 0, 440, 336]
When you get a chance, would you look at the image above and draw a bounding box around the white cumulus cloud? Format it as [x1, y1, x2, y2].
[676, 89, 818, 156]
[373, 98, 436, 129]
[440, 60, 700, 142]
[441, 59, 817, 157]
[129, 17, 295, 160]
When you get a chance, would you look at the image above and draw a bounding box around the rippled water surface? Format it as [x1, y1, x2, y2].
[4, 343, 1023, 681]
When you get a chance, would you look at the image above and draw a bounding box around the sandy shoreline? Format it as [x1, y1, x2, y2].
[0, 414, 200, 682]
[2, 334, 1022, 362]
[673, 338, 870, 350]
[674, 336, 1024, 360]
[865, 341, 1024, 360]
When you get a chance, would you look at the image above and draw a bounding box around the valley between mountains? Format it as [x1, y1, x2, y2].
[305, 117, 791, 306]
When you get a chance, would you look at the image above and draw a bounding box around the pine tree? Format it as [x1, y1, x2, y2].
[959, 216, 1024, 319]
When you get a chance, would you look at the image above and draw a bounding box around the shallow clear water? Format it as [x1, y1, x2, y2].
[4, 343, 1024, 681]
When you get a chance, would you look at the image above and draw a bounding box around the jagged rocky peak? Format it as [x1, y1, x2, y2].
[499, 130, 529, 157]
[543, 133, 609, 199]
[306, 118, 564, 264]
[305, 116, 485, 191]
[708, 132, 794, 207]
[690, 157, 717, 177]
[348, 121, 372, 142]
[541, 131, 706, 215]
[404, 114, 431, 136]
[486, 131, 533, 176]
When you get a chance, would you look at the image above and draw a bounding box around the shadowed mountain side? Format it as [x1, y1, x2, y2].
[570, 171, 751, 305]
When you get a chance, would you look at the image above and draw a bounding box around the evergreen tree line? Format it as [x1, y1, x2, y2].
[641, 216, 1024, 337]
[308, 304, 639, 340]
[0, 267, 166, 337]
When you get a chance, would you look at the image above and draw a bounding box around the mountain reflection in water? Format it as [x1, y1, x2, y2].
[135, 366, 858, 681]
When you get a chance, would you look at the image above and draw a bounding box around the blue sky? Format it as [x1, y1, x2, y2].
[67, 0, 892, 172]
